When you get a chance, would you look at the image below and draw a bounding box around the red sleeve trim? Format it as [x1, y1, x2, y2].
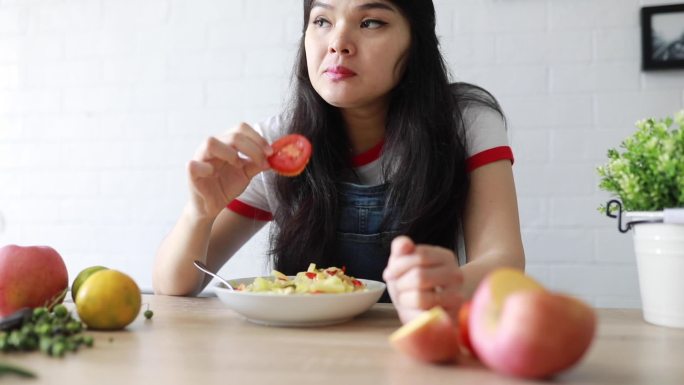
[227, 199, 273, 221]
[466, 146, 514, 172]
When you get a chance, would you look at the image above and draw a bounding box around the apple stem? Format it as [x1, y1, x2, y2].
[43, 288, 68, 310]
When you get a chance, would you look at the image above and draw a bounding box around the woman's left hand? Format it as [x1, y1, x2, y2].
[383, 236, 464, 324]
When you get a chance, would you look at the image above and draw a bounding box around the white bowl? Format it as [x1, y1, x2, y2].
[213, 277, 386, 327]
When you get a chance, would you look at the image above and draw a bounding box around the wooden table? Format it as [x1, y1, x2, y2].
[2, 295, 683, 384]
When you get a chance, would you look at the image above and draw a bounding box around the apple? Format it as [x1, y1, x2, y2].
[0, 245, 69, 317]
[468, 268, 596, 379]
[389, 306, 460, 364]
[458, 300, 477, 358]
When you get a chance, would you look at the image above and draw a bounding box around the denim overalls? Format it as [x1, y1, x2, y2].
[334, 182, 399, 302]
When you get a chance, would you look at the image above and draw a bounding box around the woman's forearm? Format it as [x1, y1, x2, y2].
[153, 203, 215, 296]
[460, 252, 525, 299]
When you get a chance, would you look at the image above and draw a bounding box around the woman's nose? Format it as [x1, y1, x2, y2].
[328, 27, 355, 56]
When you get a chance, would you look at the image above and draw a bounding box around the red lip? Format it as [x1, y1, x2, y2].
[325, 66, 356, 80]
[326, 66, 356, 75]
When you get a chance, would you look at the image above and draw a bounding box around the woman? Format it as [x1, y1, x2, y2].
[153, 0, 525, 324]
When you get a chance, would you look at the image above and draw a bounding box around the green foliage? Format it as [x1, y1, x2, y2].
[598, 110, 684, 212]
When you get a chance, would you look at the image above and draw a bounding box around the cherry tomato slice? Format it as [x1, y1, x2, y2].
[267, 134, 312, 177]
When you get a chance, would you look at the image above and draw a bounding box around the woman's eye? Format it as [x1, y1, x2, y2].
[360, 19, 387, 29]
[312, 17, 330, 28]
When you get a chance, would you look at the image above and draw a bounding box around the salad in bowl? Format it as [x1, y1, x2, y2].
[236, 264, 366, 294]
[214, 264, 385, 327]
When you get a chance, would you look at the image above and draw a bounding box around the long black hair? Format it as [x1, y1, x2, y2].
[270, 0, 504, 275]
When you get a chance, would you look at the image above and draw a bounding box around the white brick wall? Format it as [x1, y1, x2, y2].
[0, 0, 683, 307]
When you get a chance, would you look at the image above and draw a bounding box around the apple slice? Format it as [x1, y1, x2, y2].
[389, 306, 460, 364]
[469, 268, 596, 379]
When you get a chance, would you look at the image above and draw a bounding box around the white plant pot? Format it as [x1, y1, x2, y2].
[633, 223, 684, 328]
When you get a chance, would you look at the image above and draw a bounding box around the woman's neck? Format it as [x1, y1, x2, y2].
[340, 102, 388, 155]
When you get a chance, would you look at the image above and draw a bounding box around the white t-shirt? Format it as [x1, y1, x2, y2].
[227, 106, 513, 221]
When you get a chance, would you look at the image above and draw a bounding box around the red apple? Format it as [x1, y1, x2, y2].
[458, 300, 477, 358]
[469, 268, 596, 379]
[0, 245, 69, 317]
[389, 306, 460, 364]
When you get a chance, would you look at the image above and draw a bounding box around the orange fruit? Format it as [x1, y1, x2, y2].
[71, 265, 108, 302]
[75, 269, 141, 330]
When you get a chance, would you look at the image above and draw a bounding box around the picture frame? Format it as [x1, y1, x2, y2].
[641, 4, 684, 71]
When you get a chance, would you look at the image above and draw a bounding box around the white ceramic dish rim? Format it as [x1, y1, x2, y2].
[213, 277, 386, 326]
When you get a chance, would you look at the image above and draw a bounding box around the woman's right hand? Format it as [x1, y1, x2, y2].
[186, 123, 273, 219]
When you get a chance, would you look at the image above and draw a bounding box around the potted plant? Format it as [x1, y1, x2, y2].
[597, 110, 684, 328]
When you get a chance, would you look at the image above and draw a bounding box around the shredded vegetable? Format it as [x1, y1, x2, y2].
[236, 264, 366, 294]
